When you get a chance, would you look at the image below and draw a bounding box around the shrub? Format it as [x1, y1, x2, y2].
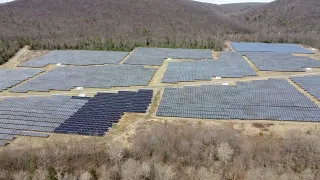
[47, 166, 58, 180]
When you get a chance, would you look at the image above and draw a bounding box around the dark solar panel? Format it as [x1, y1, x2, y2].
[54, 90, 153, 136]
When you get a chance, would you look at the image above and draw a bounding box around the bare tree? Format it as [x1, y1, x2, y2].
[155, 164, 175, 180]
[121, 158, 144, 180]
[107, 141, 124, 165]
[217, 142, 234, 163]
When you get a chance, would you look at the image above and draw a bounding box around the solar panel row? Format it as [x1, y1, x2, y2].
[10, 66, 156, 92]
[162, 52, 257, 83]
[0, 96, 88, 132]
[55, 90, 153, 136]
[19, 131, 50, 138]
[0, 69, 44, 92]
[0, 128, 50, 147]
[231, 42, 315, 54]
[0, 98, 80, 146]
[0, 134, 15, 140]
[126, 89, 153, 113]
[0, 131, 49, 147]
[124, 47, 213, 66]
[291, 76, 320, 100]
[157, 79, 320, 121]
[19, 50, 129, 67]
[244, 52, 320, 72]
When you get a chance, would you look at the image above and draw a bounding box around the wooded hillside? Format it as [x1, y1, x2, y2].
[0, 0, 319, 64]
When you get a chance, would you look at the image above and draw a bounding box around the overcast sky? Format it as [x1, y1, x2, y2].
[0, 0, 13, 3]
[0, 0, 274, 4]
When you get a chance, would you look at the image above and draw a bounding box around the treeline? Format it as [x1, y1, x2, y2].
[1, 29, 319, 66]
[27, 36, 224, 52]
[0, 122, 319, 180]
[232, 31, 320, 49]
[2, 31, 319, 66]
[0, 40, 24, 65]
[0, 35, 225, 65]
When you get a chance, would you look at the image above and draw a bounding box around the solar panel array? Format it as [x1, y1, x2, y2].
[157, 79, 320, 121]
[231, 42, 315, 54]
[124, 47, 213, 66]
[0, 96, 88, 131]
[10, 66, 156, 92]
[244, 52, 320, 72]
[0, 69, 43, 92]
[162, 52, 257, 83]
[19, 50, 129, 67]
[54, 90, 153, 136]
[0, 96, 87, 146]
[0, 90, 153, 146]
[291, 76, 320, 100]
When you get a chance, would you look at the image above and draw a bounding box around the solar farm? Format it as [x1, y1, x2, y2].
[0, 42, 319, 148]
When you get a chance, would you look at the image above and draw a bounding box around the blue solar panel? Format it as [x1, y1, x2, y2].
[231, 42, 315, 54]
[54, 90, 153, 136]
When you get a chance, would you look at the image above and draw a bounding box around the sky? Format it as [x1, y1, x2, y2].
[0, 0, 274, 4]
[0, 0, 14, 3]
